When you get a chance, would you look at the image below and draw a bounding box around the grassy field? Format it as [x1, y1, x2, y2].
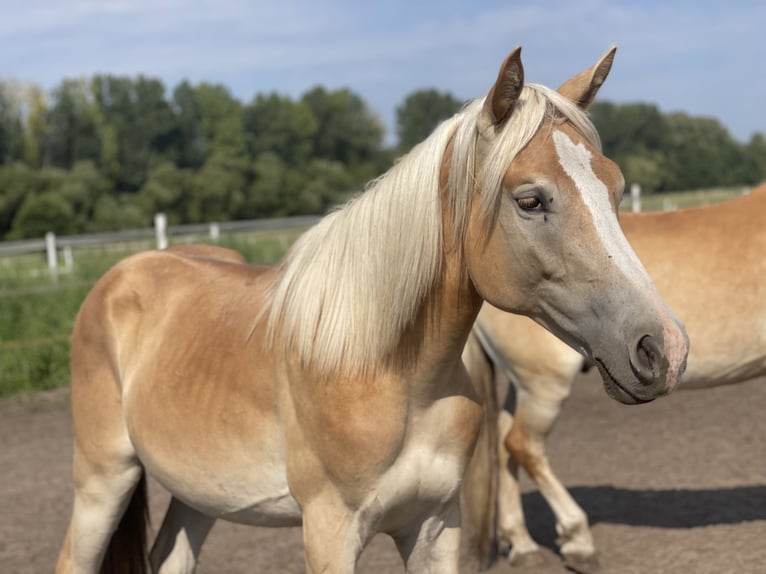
[0, 230, 303, 397]
[620, 185, 749, 212]
[0, 186, 752, 398]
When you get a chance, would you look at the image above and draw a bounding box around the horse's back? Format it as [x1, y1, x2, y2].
[621, 186, 766, 385]
[74, 246, 269, 369]
[165, 243, 249, 264]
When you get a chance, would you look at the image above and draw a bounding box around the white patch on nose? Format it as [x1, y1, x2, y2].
[552, 130, 650, 285]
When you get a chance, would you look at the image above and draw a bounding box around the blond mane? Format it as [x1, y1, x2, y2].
[262, 83, 600, 375]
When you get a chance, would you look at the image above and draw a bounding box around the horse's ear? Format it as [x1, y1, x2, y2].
[557, 46, 617, 110]
[483, 46, 524, 127]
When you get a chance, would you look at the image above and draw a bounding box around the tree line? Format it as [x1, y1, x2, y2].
[0, 77, 764, 240]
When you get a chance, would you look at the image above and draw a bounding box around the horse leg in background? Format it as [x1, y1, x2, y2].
[504, 369, 597, 571]
[459, 332, 502, 567]
[495, 407, 544, 566]
[393, 500, 462, 574]
[150, 497, 216, 573]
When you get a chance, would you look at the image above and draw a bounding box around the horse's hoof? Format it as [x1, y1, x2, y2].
[563, 552, 600, 574]
[509, 549, 546, 568]
[497, 538, 512, 558]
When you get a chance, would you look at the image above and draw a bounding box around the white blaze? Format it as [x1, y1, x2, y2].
[552, 130, 651, 285]
[553, 129, 688, 390]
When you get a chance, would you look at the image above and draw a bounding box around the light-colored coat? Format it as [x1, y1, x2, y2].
[56, 47, 688, 574]
[464, 183, 766, 571]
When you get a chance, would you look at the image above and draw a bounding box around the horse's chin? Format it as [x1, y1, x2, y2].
[596, 361, 655, 406]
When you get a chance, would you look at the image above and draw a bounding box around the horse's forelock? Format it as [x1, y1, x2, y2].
[446, 85, 600, 245]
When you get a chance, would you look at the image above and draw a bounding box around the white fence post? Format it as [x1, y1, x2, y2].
[63, 245, 74, 274]
[210, 222, 220, 243]
[154, 213, 168, 249]
[45, 232, 58, 278]
[630, 183, 642, 213]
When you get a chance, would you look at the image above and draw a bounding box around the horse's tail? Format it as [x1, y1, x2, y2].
[100, 472, 149, 574]
[461, 329, 501, 570]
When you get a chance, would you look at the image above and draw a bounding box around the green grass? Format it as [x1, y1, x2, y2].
[0, 286, 89, 396]
[0, 229, 304, 399]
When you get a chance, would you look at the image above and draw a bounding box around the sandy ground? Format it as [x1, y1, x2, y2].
[2, 370, 765, 573]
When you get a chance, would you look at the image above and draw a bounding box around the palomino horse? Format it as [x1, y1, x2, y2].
[464, 183, 766, 571]
[56, 47, 689, 574]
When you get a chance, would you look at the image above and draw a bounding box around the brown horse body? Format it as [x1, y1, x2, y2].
[56, 48, 688, 573]
[465, 184, 766, 569]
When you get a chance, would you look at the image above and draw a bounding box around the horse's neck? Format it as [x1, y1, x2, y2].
[394, 250, 483, 385]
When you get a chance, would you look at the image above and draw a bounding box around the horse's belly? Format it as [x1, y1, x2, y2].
[141, 452, 303, 527]
[125, 393, 303, 527]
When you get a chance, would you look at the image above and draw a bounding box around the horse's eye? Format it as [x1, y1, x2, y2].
[516, 196, 543, 211]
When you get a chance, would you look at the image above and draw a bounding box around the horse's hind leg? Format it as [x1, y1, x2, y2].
[495, 409, 543, 566]
[56, 334, 146, 573]
[57, 448, 144, 573]
[505, 379, 596, 570]
[150, 497, 216, 573]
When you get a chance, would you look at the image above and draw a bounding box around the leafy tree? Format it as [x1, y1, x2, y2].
[0, 163, 35, 237]
[45, 79, 100, 170]
[742, 133, 766, 184]
[396, 89, 463, 151]
[302, 158, 354, 209]
[186, 154, 247, 222]
[8, 192, 75, 239]
[21, 85, 50, 167]
[137, 162, 194, 224]
[170, 81, 205, 169]
[92, 75, 176, 190]
[663, 113, 743, 190]
[590, 102, 670, 158]
[0, 82, 24, 163]
[172, 82, 246, 168]
[245, 93, 318, 166]
[301, 86, 384, 166]
[618, 153, 665, 193]
[90, 194, 147, 231]
[243, 152, 287, 218]
[195, 84, 246, 159]
[60, 161, 113, 232]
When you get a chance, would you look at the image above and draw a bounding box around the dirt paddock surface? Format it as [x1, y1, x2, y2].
[2, 370, 765, 573]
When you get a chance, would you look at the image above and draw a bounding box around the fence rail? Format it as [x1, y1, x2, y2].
[0, 214, 320, 273]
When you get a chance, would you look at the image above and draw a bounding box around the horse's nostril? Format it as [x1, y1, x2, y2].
[638, 337, 657, 377]
[632, 335, 666, 385]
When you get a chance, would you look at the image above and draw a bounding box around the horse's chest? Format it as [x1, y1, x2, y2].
[372, 393, 484, 522]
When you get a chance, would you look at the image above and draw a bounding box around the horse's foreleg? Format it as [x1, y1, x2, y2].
[301, 496, 366, 574]
[505, 382, 596, 569]
[150, 497, 216, 574]
[495, 410, 543, 566]
[393, 499, 462, 574]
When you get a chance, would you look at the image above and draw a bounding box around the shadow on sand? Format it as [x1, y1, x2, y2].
[522, 484, 766, 550]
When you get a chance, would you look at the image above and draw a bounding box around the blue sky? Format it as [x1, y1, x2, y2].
[1, 0, 764, 144]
